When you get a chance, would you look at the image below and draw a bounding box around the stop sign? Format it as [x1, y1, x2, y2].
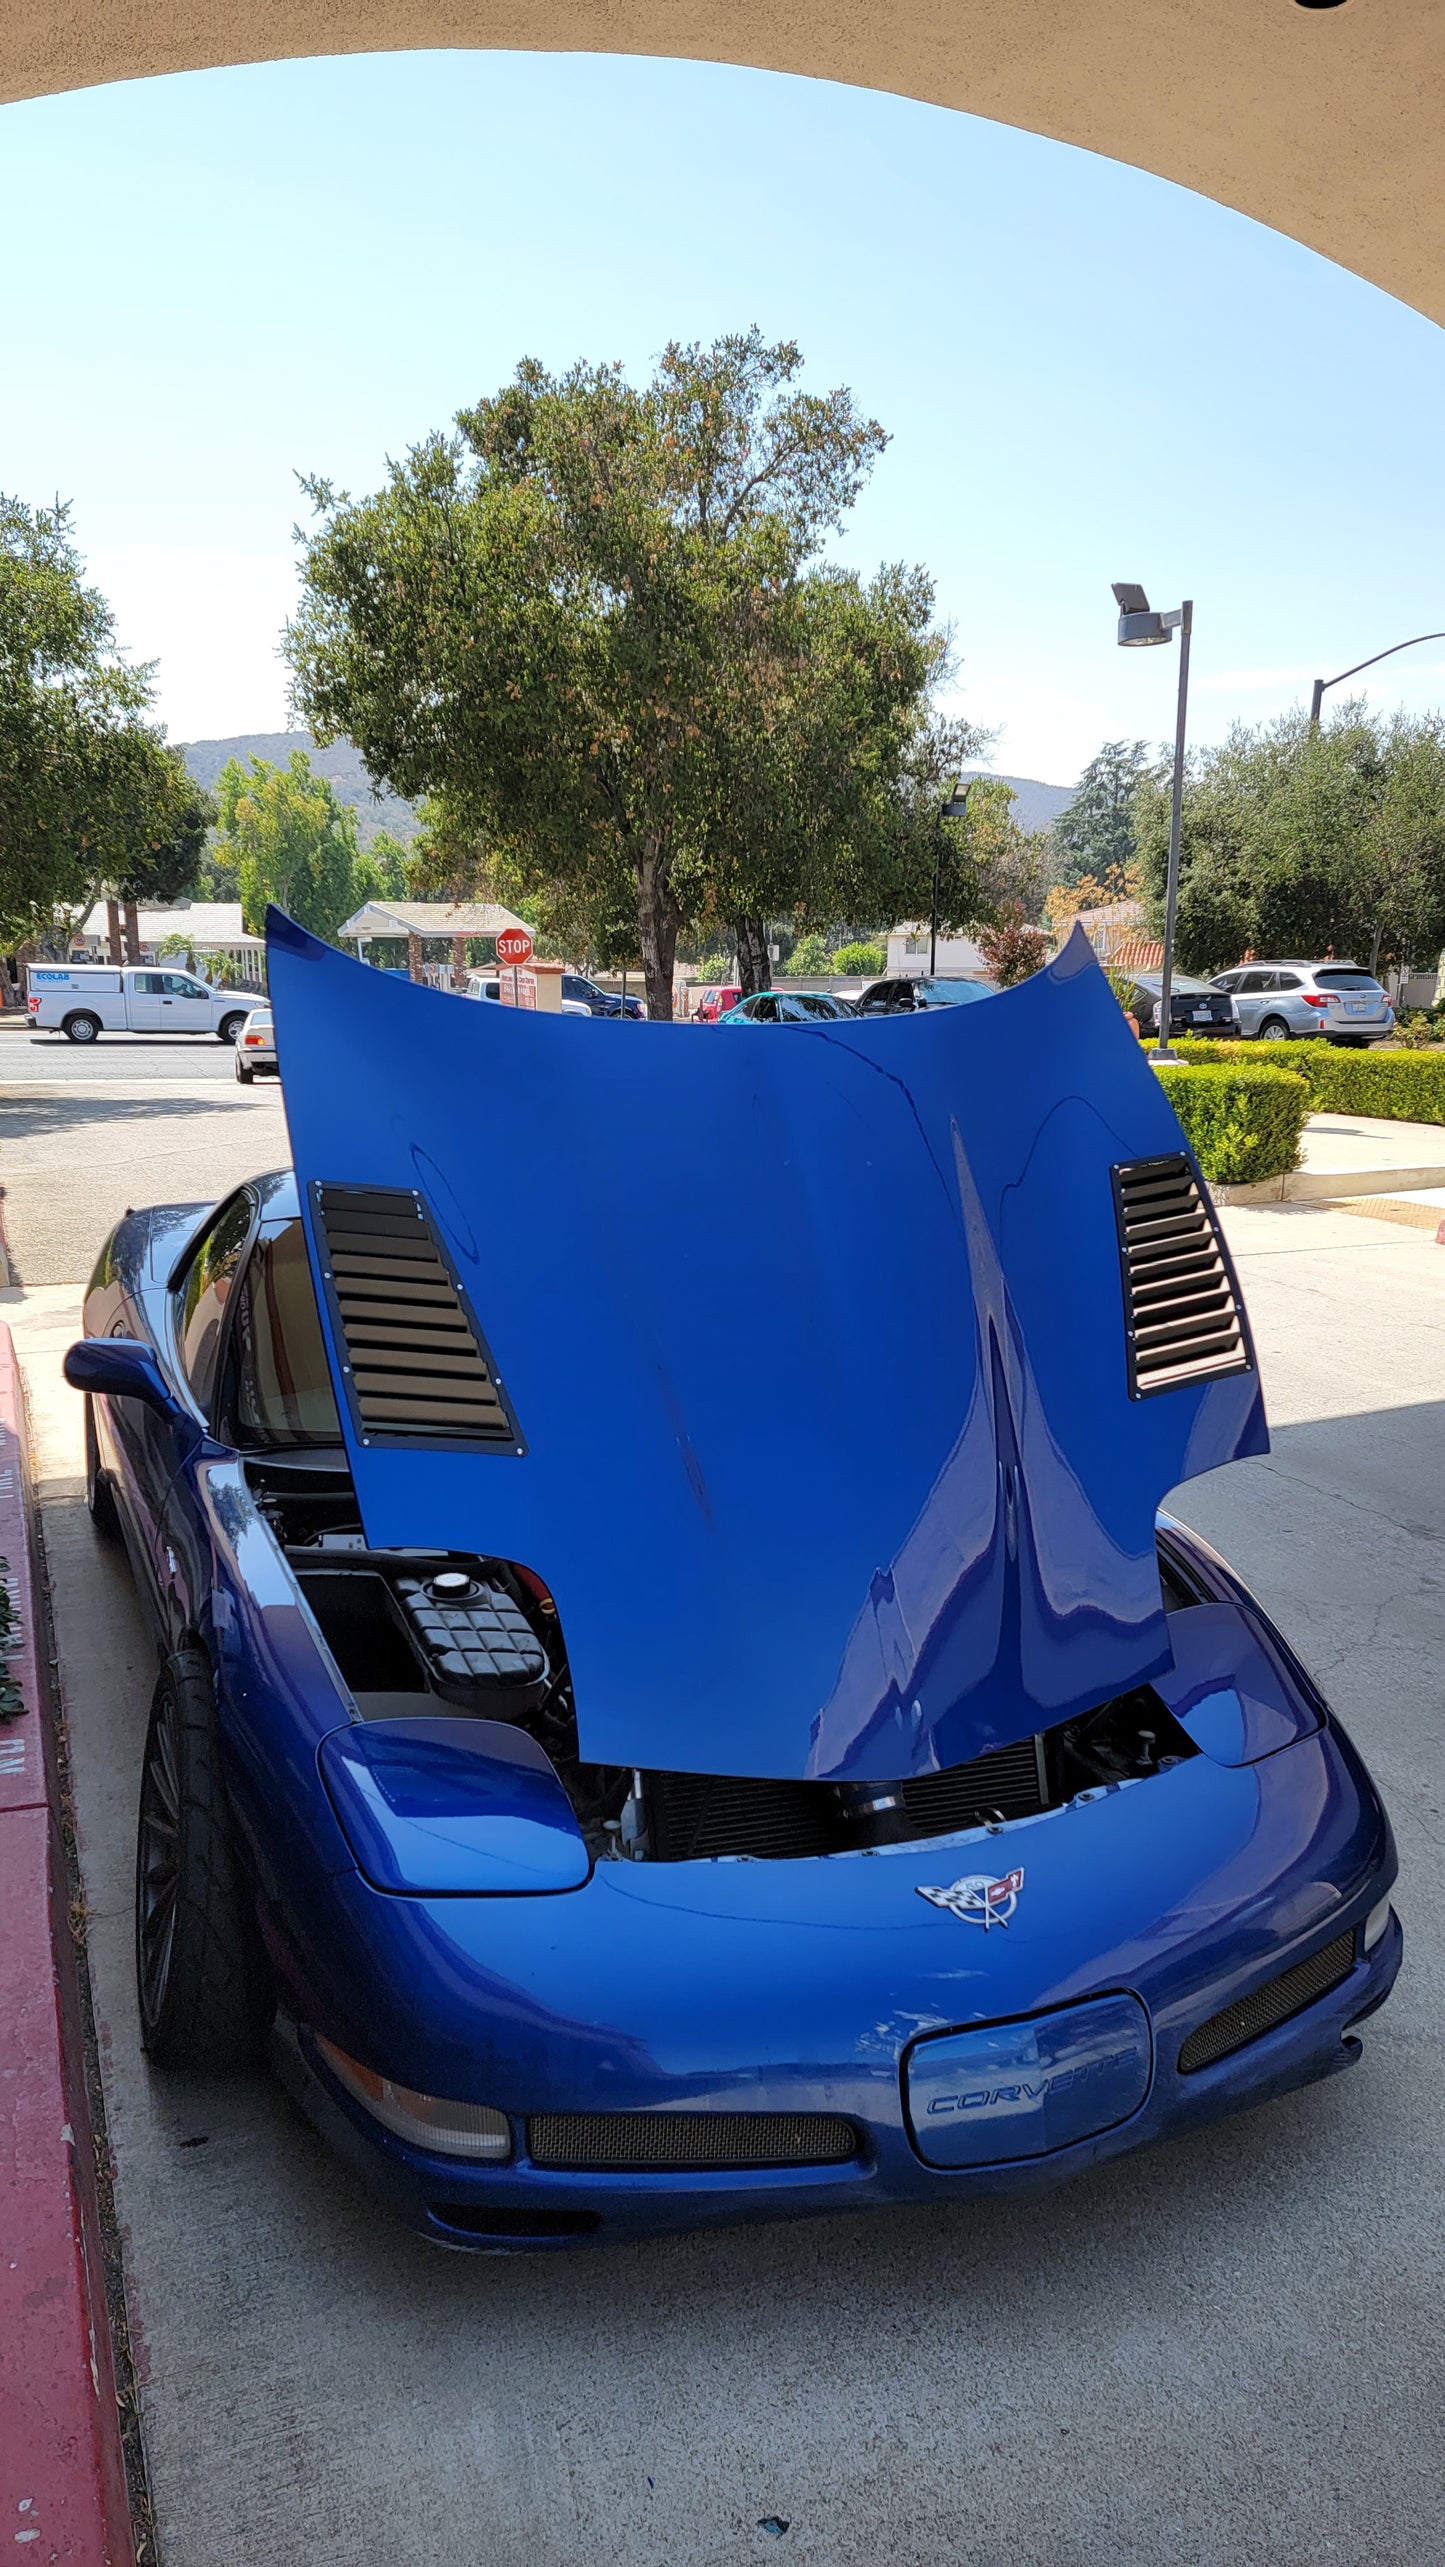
[496, 927, 534, 967]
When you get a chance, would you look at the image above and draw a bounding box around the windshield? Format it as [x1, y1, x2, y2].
[231, 1219, 342, 1447]
[920, 979, 992, 1006]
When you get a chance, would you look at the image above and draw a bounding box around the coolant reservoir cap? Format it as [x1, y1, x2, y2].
[429, 1570, 477, 1600]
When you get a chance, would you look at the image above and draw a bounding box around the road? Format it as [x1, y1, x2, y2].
[0, 1030, 285, 1286]
[5, 1051, 1443, 2567]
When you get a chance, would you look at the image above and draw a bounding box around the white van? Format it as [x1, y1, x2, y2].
[27, 964, 255, 1046]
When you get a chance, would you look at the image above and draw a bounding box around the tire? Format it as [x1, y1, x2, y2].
[234, 1060, 254, 1085]
[135, 1651, 268, 2070]
[83, 1396, 121, 1541]
[1258, 1016, 1293, 1041]
[217, 1012, 246, 1046]
[63, 1011, 101, 1045]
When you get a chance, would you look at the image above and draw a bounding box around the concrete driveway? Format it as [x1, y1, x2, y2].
[7, 1187, 1443, 2567]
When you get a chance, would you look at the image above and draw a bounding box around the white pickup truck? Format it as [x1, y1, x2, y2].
[27, 964, 255, 1046]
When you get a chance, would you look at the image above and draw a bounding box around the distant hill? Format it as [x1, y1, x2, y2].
[176, 739, 1073, 850]
[178, 732, 419, 848]
[962, 771, 1076, 835]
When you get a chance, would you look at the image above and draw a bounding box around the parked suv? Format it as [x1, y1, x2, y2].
[1210, 962, 1395, 1047]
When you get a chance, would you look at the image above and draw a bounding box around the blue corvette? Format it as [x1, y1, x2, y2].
[64, 914, 1401, 2251]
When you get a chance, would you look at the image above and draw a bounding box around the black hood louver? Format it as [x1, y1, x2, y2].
[311, 1183, 522, 1451]
[1112, 1153, 1252, 1397]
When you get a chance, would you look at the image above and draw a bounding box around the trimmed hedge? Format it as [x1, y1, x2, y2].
[1154, 1063, 1309, 1185]
[1162, 1036, 1445, 1125]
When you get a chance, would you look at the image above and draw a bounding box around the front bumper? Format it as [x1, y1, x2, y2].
[272, 1913, 1401, 2250]
[268, 1714, 1401, 2250]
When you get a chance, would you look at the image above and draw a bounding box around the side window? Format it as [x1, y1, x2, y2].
[1235, 970, 1268, 994]
[167, 975, 208, 998]
[1272, 972, 1301, 990]
[176, 1194, 254, 1414]
[229, 1222, 341, 1449]
[133, 971, 164, 995]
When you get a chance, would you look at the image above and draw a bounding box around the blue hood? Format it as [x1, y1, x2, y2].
[267, 915, 1266, 1782]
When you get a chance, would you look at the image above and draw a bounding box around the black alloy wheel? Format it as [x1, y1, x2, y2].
[83, 1395, 121, 1539]
[135, 1651, 268, 2069]
[1258, 1015, 1293, 1040]
[63, 1012, 101, 1045]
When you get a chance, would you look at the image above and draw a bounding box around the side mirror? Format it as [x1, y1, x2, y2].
[64, 1337, 191, 1422]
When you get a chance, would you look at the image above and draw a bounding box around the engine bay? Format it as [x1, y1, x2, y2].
[249, 1452, 1202, 1864]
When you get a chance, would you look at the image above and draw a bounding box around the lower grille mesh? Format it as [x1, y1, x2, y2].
[527, 2111, 859, 2171]
[1177, 1929, 1356, 2073]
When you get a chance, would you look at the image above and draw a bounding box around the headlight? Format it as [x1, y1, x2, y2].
[315, 2035, 511, 2160]
[1363, 1898, 1393, 1952]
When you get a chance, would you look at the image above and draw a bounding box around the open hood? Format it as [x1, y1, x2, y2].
[268, 915, 1266, 1782]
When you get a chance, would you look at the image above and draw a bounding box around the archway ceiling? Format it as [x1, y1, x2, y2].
[6, 1, 1441, 326]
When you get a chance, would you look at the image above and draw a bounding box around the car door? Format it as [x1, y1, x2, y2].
[155, 970, 215, 1033]
[104, 1191, 255, 1629]
[1230, 969, 1272, 1034]
[127, 969, 166, 1030]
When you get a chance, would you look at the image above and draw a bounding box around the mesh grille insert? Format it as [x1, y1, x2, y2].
[527, 2111, 859, 2171]
[1113, 1153, 1251, 1396]
[312, 1183, 520, 1450]
[1177, 1929, 1356, 2073]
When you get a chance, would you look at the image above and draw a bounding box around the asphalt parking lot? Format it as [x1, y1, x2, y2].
[0, 1027, 284, 1285]
[5, 1050, 1443, 2567]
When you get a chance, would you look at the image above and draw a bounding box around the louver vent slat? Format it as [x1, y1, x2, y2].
[1112, 1153, 1252, 1397]
[312, 1183, 521, 1451]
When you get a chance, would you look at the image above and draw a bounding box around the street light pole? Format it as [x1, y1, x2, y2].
[934, 783, 971, 976]
[1158, 601, 1193, 1067]
[1308, 631, 1445, 730]
[1112, 584, 1192, 1065]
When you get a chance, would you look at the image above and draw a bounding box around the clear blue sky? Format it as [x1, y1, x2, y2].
[4, 49, 1445, 787]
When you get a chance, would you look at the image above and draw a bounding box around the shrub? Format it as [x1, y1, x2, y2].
[784, 932, 833, 976]
[1161, 1036, 1445, 1125]
[977, 903, 1049, 988]
[1153, 1064, 1309, 1185]
[831, 940, 885, 977]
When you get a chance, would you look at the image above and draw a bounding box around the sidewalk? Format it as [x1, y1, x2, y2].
[0, 1320, 135, 2565]
[1219, 1108, 1445, 1204]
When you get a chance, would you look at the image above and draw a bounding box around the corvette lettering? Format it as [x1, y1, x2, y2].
[925, 2048, 1141, 2114]
[916, 1866, 1024, 1928]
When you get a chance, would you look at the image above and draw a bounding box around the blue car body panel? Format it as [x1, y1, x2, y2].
[266, 913, 1265, 1782]
[319, 1719, 590, 1896]
[72, 924, 1401, 2251]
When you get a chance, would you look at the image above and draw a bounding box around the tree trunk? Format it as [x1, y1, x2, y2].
[636, 853, 681, 1022]
[106, 896, 123, 966]
[408, 932, 424, 985]
[734, 916, 771, 994]
[123, 898, 141, 965]
[452, 932, 468, 991]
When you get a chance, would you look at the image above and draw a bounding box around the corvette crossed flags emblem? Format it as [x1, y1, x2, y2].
[916, 1866, 1024, 1929]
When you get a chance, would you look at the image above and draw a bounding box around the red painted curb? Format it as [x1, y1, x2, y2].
[0, 1327, 135, 2565]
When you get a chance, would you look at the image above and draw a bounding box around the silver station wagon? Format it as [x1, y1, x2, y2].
[1210, 961, 1395, 1047]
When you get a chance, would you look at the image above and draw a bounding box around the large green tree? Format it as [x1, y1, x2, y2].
[1134, 705, 1445, 974]
[1050, 739, 1149, 889]
[286, 331, 927, 1019]
[0, 495, 212, 945]
[215, 749, 361, 943]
